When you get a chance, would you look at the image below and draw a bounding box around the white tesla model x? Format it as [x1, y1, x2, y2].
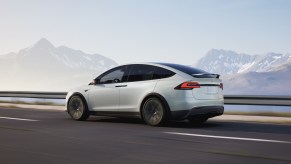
[66, 63, 224, 126]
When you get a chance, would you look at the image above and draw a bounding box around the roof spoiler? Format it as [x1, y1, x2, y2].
[191, 73, 220, 78]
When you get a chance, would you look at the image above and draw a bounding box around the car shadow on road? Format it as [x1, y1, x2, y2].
[86, 116, 221, 128]
[84, 116, 291, 135]
[87, 116, 145, 124]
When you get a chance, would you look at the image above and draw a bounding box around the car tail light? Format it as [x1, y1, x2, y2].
[220, 83, 223, 90]
[175, 82, 200, 90]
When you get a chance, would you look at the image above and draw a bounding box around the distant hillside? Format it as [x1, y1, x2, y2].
[195, 49, 291, 95]
[222, 63, 291, 95]
[0, 38, 117, 91]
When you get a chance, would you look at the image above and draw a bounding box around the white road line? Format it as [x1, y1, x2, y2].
[164, 132, 290, 144]
[0, 116, 39, 122]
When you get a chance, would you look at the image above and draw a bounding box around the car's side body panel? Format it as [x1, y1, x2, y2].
[119, 80, 158, 112]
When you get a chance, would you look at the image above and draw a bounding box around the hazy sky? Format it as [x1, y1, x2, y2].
[0, 0, 290, 64]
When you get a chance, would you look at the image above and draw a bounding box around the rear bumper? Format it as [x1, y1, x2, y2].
[170, 106, 224, 120]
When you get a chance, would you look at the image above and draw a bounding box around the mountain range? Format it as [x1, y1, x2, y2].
[194, 49, 291, 95]
[1, 39, 290, 95]
[0, 38, 117, 91]
[195, 49, 291, 75]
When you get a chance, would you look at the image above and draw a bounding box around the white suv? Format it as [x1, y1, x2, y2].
[66, 63, 224, 126]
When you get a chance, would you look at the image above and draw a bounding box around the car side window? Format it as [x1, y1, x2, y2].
[98, 66, 127, 84]
[153, 66, 175, 79]
[127, 65, 155, 82]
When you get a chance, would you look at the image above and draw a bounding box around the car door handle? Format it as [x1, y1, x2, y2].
[115, 85, 127, 87]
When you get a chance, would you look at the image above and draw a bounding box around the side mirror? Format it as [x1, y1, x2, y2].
[113, 79, 120, 83]
[89, 79, 96, 85]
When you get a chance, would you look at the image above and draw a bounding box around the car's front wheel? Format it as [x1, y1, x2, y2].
[142, 97, 166, 126]
[67, 95, 89, 121]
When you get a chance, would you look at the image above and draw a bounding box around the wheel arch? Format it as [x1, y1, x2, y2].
[139, 93, 171, 120]
[67, 92, 89, 111]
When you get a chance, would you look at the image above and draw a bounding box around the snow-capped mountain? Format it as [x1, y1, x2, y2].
[0, 38, 117, 91]
[195, 49, 291, 75]
[195, 49, 291, 95]
[222, 62, 291, 95]
[195, 49, 252, 75]
[237, 52, 289, 73]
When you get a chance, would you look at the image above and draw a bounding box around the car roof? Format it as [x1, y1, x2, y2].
[118, 62, 185, 67]
[118, 62, 203, 72]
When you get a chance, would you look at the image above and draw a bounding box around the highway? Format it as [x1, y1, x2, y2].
[0, 107, 291, 164]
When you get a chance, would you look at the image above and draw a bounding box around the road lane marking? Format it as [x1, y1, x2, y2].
[0, 116, 39, 122]
[164, 132, 290, 144]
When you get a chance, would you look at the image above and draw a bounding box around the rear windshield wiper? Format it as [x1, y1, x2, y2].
[191, 73, 220, 78]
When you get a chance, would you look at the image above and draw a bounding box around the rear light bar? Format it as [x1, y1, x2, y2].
[175, 82, 223, 90]
[175, 82, 200, 90]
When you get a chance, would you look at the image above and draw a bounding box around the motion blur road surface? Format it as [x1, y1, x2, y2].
[0, 107, 291, 164]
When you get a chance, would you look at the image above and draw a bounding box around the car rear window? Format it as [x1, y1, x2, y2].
[152, 67, 175, 79]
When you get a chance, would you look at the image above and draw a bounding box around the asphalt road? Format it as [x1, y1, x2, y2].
[1, 107, 291, 164]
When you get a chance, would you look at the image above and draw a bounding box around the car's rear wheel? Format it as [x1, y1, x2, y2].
[142, 97, 166, 126]
[67, 95, 89, 121]
[188, 117, 208, 125]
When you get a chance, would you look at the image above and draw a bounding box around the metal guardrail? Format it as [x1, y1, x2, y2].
[224, 95, 291, 106]
[0, 91, 67, 99]
[0, 91, 290, 106]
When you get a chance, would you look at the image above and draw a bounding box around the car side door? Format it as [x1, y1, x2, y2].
[88, 66, 128, 111]
[119, 64, 158, 112]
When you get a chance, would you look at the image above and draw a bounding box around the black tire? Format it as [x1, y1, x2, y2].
[67, 95, 89, 121]
[142, 97, 166, 126]
[188, 117, 208, 125]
